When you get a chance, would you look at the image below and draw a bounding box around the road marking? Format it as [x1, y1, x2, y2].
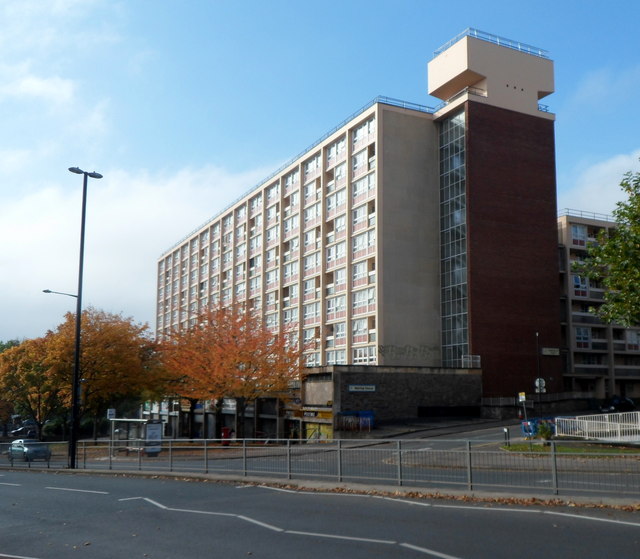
[45, 487, 109, 495]
[254, 485, 640, 528]
[0, 553, 42, 559]
[400, 542, 464, 558]
[237, 515, 284, 532]
[0, 483, 22, 487]
[285, 530, 395, 544]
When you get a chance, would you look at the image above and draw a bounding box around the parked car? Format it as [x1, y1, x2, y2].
[9, 426, 36, 438]
[599, 396, 636, 414]
[7, 439, 51, 463]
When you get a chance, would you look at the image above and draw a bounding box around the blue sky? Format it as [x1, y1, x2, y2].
[1, 0, 639, 341]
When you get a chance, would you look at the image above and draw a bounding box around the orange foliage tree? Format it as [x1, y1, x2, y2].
[160, 303, 305, 437]
[0, 336, 64, 438]
[47, 307, 165, 434]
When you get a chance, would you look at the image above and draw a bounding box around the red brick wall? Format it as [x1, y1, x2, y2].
[464, 101, 563, 397]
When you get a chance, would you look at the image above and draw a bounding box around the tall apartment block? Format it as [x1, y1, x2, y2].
[156, 29, 564, 399]
[559, 211, 640, 399]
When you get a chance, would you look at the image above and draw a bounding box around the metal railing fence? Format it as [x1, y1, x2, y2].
[556, 411, 640, 442]
[2, 438, 639, 499]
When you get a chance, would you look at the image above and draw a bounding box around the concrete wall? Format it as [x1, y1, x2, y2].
[377, 105, 441, 366]
[304, 366, 482, 422]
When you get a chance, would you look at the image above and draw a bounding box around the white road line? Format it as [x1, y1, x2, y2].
[237, 515, 284, 532]
[0, 553, 42, 559]
[0, 483, 22, 487]
[285, 530, 396, 544]
[400, 542, 464, 558]
[254, 485, 640, 529]
[45, 487, 109, 495]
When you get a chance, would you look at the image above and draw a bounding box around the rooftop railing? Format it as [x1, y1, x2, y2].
[559, 208, 614, 223]
[433, 28, 549, 59]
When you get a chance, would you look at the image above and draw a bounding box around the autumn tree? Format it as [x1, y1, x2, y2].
[0, 336, 64, 438]
[160, 304, 305, 438]
[577, 166, 640, 326]
[47, 307, 165, 436]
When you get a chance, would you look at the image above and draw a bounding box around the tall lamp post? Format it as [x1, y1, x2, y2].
[66, 167, 102, 468]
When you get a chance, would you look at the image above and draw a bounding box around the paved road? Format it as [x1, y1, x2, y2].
[1, 470, 639, 559]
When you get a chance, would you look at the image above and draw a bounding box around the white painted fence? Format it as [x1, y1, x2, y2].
[555, 411, 640, 442]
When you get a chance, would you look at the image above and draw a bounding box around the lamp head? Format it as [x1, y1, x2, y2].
[68, 167, 83, 175]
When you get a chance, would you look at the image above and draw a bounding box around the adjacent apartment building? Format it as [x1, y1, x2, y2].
[559, 210, 640, 399]
[156, 29, 564, 401]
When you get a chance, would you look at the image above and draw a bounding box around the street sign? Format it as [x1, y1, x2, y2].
[107, 408, 116, 420]
[535, 378, 546, 393]
[518, 392, 526, 403]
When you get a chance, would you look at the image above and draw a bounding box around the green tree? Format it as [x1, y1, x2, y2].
[577, 167, 640, 326]
[0, 339, 21, 353]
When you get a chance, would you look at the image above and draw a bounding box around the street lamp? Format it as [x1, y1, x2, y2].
[67, 166, 102, 469]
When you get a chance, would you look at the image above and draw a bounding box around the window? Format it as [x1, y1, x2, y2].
[284, 169, 299, 188]
[235, 243, 246, 259]
[304, 202, 321, 223]
[235, 223, 246, 241]
[353, 261, 366, 282]
[266, 269, 279, 285]
[304, 153, 321, 178]
[249, 276, 261, 292]
[352, 173, 375, 198]
[249, 255, 261, 273]
[352, 287, 375, 310]
[235, 206, 246, 220]
[326, 350, 346, 365]
[572, 224, 587, 246]
[353, 204, 367, 226]
[353, 230, 375, 253]
[352, 346, 376, 364]
[352, 117, 375, 145]
[326, 241, 346, 264]
[304, 228, 317, 247]
[326, 136, 346, 164]
[304, 252, 320, 271]
[249, 194, 262, 212]
[249, 234, 262, 251]
[284, 214, 298, 233]
[266, 182, 280, 203]
[303, 301, 320, 319]
[352, 149, 367, 173]
[628, 330, 640, 351]
[283, 261, 298, 280]
[266, 225, 279, 243]
[283, 307, 298, 324]
[266, 248, 278, 267]
[266, 205, 279, 221]
[326, 295, 346, 314]
[573, 275, 588, 297]
[326, 188, 346, 213]
[304, 278, 316, 297]
[575, 327, 590, 349]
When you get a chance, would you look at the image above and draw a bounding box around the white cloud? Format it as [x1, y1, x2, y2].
[0, 163, 273, 341]
[0, 74, 76, 105]
[557, 149, 640, 216]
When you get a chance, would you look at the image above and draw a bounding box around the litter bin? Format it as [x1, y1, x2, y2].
[221, 426, 232, 446]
